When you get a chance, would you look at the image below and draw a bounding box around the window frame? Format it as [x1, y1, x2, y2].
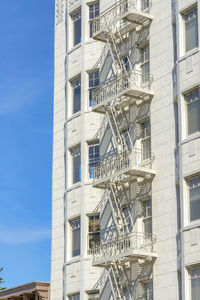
[70, 145, 81, 185]
[70, 75, 81, 115]
[184, 87, 200, 136]
[68, 293, 80, 300]
[142, 198, 152, 235]
[88, 69, 99, 107]
[187, 174, 200, 223]
[140, 119, 151, 160]
[88, 140, 100, 179]
[182, 6, 198, 54]
[88, 1, 100, 38]
[70, 217, 81, 258]
[71, 9, 82, 47]
[188, 265, 200, 300]
[140, 44, 150, 84]
[88, 214, 100, 254]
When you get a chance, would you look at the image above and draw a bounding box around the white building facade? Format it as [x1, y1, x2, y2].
[51, 0, 200, 299]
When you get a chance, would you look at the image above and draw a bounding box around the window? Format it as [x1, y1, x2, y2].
[72, 10, 81, 46]
[69, 294, 80, 300]
[143, 281, 153, 300]
[141, 120, 151, 159]
[88, 70, 99, 107]
[88, 215, 100, 253]
[140, 45, 149, 83]
[183, 7, 198, 53]
[71, 145, 81, 184]
[88, 142, 99, 178]
[142, 198, 152, 235]
[71, 76, 81, 114]
[122, 206, 132, 233]
[188, 175, 200, 222]
[189, 266, 200, 300]
[71, 218, 80, 257]
[185, 88, 200, 135]
[89, 2, 100, 37]
[87, 291, 99, 300]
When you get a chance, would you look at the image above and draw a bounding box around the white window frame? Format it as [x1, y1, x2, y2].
[68, 293, 80, 300]
[70, 217, 81, 258]
[70, 75, 81, 115]
[71, 9, 81, 47]
[182, 6, 198, 54]
[140, 44, 150, 85]
[88, 214, 100, 254]
[88, 70, 99, 108]
[140, 119, 151, 160]
[70, 145, 81, 185]
[88, 1, 100, 38]
[184, 87, 200, 137]
[187, 174, 200, 224]
[142, 198, 152, 235]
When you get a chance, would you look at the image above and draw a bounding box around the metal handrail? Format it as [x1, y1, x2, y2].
[92, 70, 153, 107]
[92, 0, 152, 35]
[92, 149, 155, 182]
[91, 231, 156, 263]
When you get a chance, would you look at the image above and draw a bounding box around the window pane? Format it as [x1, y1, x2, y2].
[88, 143, 99, 178]
[184, 8, 198, 52]
[187, 100, 200, 135]
[73, 85, 81, 113]
[73, 11, 81, 46]
[89, 71, 99, 106]
[192, 277, 200, 300]
[72, 77, 81, 114]
[72, 146, 81, 184]
[190, 185, 200, 222]
[88, 215, 100, 251]
[89, 2, 100, 37]
[71, 219, 80, 257]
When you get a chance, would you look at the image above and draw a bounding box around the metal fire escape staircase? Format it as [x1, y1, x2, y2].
[90, 1, 156, 299]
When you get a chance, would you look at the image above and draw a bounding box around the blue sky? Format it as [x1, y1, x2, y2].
[0, 1, 54, 288]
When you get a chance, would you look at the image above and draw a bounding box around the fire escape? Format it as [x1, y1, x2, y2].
[91, 1, 156, 299]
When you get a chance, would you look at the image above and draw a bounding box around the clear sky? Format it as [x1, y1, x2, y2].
[0, 1, 54, 288]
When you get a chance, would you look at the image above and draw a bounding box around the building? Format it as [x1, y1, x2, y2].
[51, 0, 200, 299]
[0, 282, 49, 300]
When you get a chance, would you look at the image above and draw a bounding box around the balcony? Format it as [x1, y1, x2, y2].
[91, 232, 157, 267]
[92, 71, 154, 113]
[92, 149, 155, 189]
[92, 0, 153, 42]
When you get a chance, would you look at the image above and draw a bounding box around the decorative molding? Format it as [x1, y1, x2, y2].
[69, 0, 80, 10]
[55, 0, 64, 25]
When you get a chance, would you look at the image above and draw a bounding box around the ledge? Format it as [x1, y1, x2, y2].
[178, 47, 199, 63]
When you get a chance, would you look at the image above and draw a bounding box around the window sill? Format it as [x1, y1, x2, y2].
[65, 256, 81, 266]
[183, 222, 200, 232]
[67, 43, 81, 55]
[181, 132, 200, 145]
[67, 182, 81, 192]
[178, 47, 199, 62]
[67, 111, 81, 122]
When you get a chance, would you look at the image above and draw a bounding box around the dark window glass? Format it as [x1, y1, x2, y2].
[72, 10, 81, 46]
[72, 146, 81, 184]
[190, 267, 200, 300]
[89, 2, 100, 37]
[88, 215, 100, 251]
[183, 7, 198, 53]
[88, 143, 99, 178]
[188, 176, 200, 222]
[185, 88, 200, 135]
[71, 77, 81, 114]
[89, 70, 99, 107]
[71, 219, 80, 257]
